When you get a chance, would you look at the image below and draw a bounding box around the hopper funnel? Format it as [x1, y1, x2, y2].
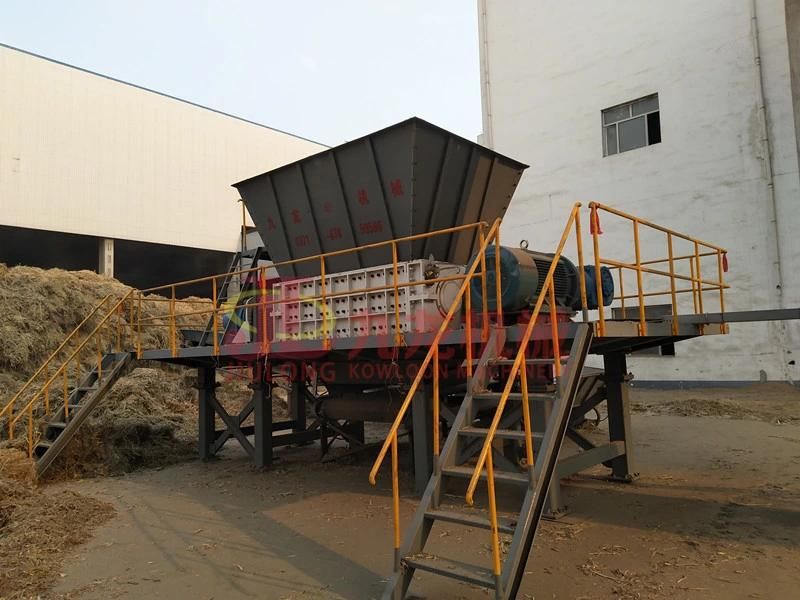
[234, 117, 528, 278]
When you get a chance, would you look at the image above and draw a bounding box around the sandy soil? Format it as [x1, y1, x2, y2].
[39, 386, 800, 600]
[630, 382, 800, 424]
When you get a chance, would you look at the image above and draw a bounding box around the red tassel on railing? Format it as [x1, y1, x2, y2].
[590, 207, 603, 235]
[722, 252, 728, 273]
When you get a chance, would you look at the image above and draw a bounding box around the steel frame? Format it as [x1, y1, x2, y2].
[197, 363, 326, 467]
[186, 328, 652, 495]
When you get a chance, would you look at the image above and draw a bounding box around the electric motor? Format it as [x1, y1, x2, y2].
[469, 245, 581, 312]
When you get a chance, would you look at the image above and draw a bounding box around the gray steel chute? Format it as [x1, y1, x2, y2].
[234, 117, 528, 278]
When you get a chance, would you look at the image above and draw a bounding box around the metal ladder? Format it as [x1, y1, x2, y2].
[34, 352, 133, 476]
[385, 323, 593, 599]
[198, 247, 266, 347]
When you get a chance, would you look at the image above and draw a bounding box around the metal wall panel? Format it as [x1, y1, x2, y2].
[235, 118, 527, 278]
[0, 44, 324, 253]
[300, 153, 361, 275]
[408, 124, 448, 257]
[236, 176, 296, 275]
[423, 137, 473, 261]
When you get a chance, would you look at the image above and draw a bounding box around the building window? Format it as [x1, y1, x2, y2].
[602, 94, 661, 156]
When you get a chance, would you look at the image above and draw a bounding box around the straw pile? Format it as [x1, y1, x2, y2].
[0, 264, 211, 406]
[45, 366, 199, 479]
[0, 265, 271, 597]
[0, 264, 216, 478]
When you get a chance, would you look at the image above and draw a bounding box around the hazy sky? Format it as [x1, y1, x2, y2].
[0, 1, 481, 146]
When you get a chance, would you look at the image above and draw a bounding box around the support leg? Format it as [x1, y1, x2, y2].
[253, 364, 273, 468]
[546, 478, 567, 518]
[411, 383, 433, 495]
[289, 377, 306, 434]
[320, 418, 329, 456]
[349, 420, 365, 447]
[603, 351, 637, 481]
[535, 395, 568, 516]
[198, 366, 216, 461]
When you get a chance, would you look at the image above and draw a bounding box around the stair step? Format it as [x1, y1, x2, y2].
[402, 554, 495, 588]
[442, 465, 529, 487]
[473, 391, 555, 402]
[425, 508, 516, 534]
[35, 439, 53, 449]
[46, 421, 67, 430]
[77, 386, 98, 392]
[459, 426, 543, 442]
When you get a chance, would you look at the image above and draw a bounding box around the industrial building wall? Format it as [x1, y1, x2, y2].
[0, 44, 325, 253]
[788, 0, 800, 166]
[479, 0, 800, 382]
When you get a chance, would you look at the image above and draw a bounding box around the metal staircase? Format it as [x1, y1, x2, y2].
[0, 290, 135, 477]
[368, 205, 590, 599]
[385, 323, 592, 599]
[34, 351, 133, 476]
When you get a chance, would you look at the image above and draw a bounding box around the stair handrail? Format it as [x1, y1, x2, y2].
[465, 203, 582, 504]
[368, 217, 501, 482]
[368, 218, 501, 557]
[0, 293, 114, 423]
[5, 289, 135, 455]
[463, 203, 582, 586]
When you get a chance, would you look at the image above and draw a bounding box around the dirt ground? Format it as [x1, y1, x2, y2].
[26, 385, 797, 600]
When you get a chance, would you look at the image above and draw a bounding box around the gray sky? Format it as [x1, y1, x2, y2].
[0, 1, 481, 146]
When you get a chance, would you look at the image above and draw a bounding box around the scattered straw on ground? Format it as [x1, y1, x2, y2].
[0, 452, 114, 599]
[0, 448, 35, 484]
[631, 383, 800, 423]
[0, 265, 276, 597]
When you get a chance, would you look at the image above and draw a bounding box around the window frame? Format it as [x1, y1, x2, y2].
[602, 94, 660, 157]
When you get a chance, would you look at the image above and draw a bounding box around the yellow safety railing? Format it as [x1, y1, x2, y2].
[0, 294, 113, 426]
[589, 202, 729, 336]
[367, 218, 504, 561]
[0, 290, 134, 457]
[134, 221, 497, 358]
[463, 203, 583, 579]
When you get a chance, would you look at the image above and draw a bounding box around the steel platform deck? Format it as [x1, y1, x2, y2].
[139, 318, 720, 367]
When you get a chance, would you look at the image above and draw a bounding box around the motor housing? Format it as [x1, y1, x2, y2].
[469, 245, 582, 312]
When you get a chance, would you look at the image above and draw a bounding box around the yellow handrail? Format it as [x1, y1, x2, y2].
[141, 221, 489, 294]
[369, 218, 501, 484]
[7, 290, 134, 451]
[589, 201, 727, 336]
[464, 204, 581, 507]
[463, 203, 581, 582]
[132, 273, 474, 324]
[368, 218, 502, 554]
[132, 221, 494, 357]
[0, 294, 114, 422]
[589, 202, 725, 251]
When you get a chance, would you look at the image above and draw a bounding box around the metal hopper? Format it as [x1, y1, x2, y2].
[234, 117, 528, 277]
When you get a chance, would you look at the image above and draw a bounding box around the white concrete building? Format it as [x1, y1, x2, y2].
[479, 0, 800, 383]
[0, 43, 325, 289]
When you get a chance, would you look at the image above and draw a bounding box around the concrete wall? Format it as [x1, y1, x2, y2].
[788, 0, 800, 166]
[0, 44, 325, 253]
[479, 0, 800, 381]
